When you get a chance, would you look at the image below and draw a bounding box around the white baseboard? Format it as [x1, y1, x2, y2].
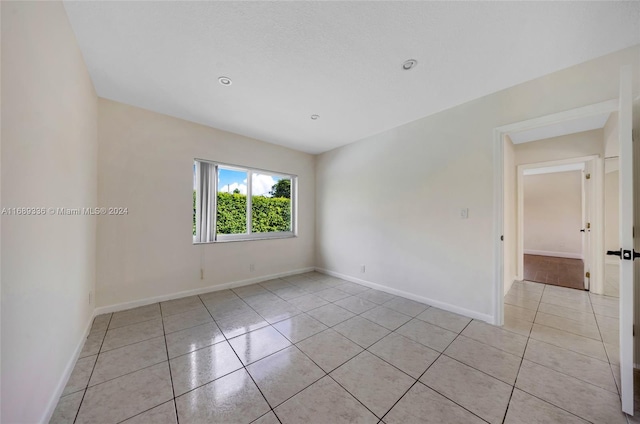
[315, 267, 493, 324]
[94, 267, 315, 315]
[42, 309, 96, 424]
[524, 249, 583, 260]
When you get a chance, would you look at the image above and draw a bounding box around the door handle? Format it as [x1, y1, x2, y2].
[580, 229, 585, 233]
[607, 250, 622, 258]
[608, 249, 640, 260]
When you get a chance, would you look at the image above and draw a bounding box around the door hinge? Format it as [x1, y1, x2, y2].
[586, 222, 591, 229]
[585, 173, 591, 180]
[585, 271, 590, 278]
[500, 235, 504, 241]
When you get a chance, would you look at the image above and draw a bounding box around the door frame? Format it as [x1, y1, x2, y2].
[516, 156, 600, 290]
[493, 99, 618, 325]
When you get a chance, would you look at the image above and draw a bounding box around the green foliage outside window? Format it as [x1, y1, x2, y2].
[251, 196, 291, 233]
[269, 179, 291, 199]
[216, 192, 247, 234]
[193, 190, 291, 236]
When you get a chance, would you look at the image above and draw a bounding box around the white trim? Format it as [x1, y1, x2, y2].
[315, 268, 493, 323]
[493, 129, 505, 325]
[522, 162, 584, 176]
[523, 249, 583, 260]
[617, 64, 634, 415]
[508, 112, 612, 145]
[517, 156, 600, 170]
[493, 99, 617, 326]
[496, 99, 618, 135]
[605, 258, 621, 266]
[42, 311, 96, 424]
[593, 157, 605, 294]
[94, 267, 315, 315]
[212, 232, 296, 243]
[516, 165, 524, 282]
[193, 159, 298, 243]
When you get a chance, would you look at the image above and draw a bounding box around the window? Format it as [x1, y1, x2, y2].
[193, 160, 296, 243]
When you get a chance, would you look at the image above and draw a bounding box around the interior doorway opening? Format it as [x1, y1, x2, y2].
[521, 162, 588, 291]
[493, 99, 618, 325]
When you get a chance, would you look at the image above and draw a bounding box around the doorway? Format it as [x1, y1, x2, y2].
[521, 164, 588, 290]
[493, 71, 638, 416]
[493, 99, 617, 325]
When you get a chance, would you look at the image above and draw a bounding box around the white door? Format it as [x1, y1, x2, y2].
[614, 65, 636, 415]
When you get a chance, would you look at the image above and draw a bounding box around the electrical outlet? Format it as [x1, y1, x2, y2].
[250, 264, 255, 272]
[360, 265, 366, 273]
[460, 208, 469, 219]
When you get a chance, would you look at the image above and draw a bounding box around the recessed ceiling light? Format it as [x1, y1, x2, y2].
[218, 76, 232, 86]
[311, 115, 319, 120]
[401, 59, 418, 70]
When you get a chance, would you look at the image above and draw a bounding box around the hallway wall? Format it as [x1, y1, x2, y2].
[1, 2, 98, 422]
[523, 171, 583, 258]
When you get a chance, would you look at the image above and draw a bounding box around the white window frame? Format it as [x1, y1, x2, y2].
[194, 159, 297, 243]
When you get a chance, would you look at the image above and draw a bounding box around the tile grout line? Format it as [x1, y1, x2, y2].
[250, 342, 328, 419]
[73, 281, 466, 419]
[57, 276, 430, 423]
[241, 294, 399, 420]
[237, 278, 378, 421]
[523, 304, 597, 327]
[325, 371, 397, 421]
[235, 278, 455, 422]
[521, 355, 621, 396]
[108, 303, 205, 424]
[66, 276, 612, 424]
[197, 291, 285, 424]
[72, 312, 114, 424]
[529, 320, 604, 344]
[377, 319, 490, 424]
[588, 288, 625, 405]
[499, 281, 546, 424]
[158, 304, 180, 424]
[506, 281, 621, 424]
[195, 280, 460, 421]
[316, 279, 616, 424]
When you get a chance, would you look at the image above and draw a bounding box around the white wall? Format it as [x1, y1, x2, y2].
[316, 46, 639, 321]
[604, 111, 620, 158]
[514, 129, 604, 166]
[1, 2, 98, 422]
[97, 99, 316, 308]
[523, 171, 583, 257]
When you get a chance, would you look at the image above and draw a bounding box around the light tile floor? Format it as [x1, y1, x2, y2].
[51, 274, 633, 423]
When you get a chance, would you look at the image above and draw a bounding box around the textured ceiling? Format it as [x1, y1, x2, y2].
[63, 1, 640, 154]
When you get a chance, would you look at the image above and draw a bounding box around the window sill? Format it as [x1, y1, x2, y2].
[193, 233, 296, 244]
